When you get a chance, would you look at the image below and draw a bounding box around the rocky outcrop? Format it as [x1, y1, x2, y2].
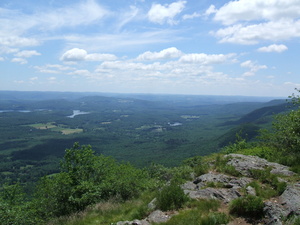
[226, 154, 295, 177]
[116, 154, 298, 225]
[147, 210, 172, 223]
[182, 172, 252, 203]
[193, 172, 252, 189]
[185, 187, 241, 203]
[264, 183, 300, 224]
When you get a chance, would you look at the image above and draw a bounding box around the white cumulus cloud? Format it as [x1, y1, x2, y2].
[0, 36, 40, 47]
[213, 19, 300, 44]
[137, 47, 183, 61]
[257, 44, 288, 53]
[148, 1, 186, 25]
[240, 60, 267, 76]
[60, 48, 87, 61]
[205, 5, 217, 16]
[11, 57, 27, 64]
[211, 0, 300, 45]
[179, 53, 236, 64]
[213, 0, 300, 25]
[183, 12, 201, 20]
[85, 53, 117, 61]
[15, 50, 41, 58]
[60, 48, 117, 62]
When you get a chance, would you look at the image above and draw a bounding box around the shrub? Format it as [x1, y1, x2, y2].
[0, 183, 41, 225]
[229, 195, 264, 218]
[156, 182, 189, 211]
[183, 155, 210, 176]
[160, 200, 227, 225]
[183, 156, 204, 168]
[292, 216, 300, 225]
[194, 164, 210, 176]
[250, 168, 287, 195]
[246, 181, 277, 199]
[223, 135, 248, 154]
[34, 143, 153, 218]
[214, 155, 241, 177]
[201, 212, 230, 225]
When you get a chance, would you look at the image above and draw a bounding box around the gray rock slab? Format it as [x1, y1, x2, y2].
[263, 183, 300, 224]
[147, 210, 172, 223]
[185, 187, 241, 203]
[226, 154, 295, 177]
[279, 183, 300, 215]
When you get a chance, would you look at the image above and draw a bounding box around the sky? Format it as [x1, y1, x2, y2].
[1, 0, 300, 97]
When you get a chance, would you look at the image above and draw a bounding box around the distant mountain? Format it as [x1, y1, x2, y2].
[222, 100, 289, 126]
[0, 91, 282, 106]
[217, 99, 292, 147]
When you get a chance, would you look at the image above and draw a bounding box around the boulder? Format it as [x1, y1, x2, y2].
[246, 186, 256, 196]
[263, 201, 285, 225]
[187, 172, 252, 190]
[147, 210, 172, 223]
[147, 198, 157, 210]
[226, 154, 295, 177]
[263, 183, 300, 224]
[280, 183, 300, 215]
[185, 187, 241, 203]
[181, 181, 197, 190]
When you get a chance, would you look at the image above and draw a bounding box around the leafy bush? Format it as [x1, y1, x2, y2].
[260, 90, 300, 158]
[235, 146, 276, 161]
[246, 181, 277, 199]
[0, 201, 41, 225]
[148, 163, 193, 185]
[156, 182, 189, 211]
[223, 135, 248, 154]
[0, 183, 41, 225]
[229, 195, 264, 218]
[292, 216, 300, 225]
[183, 156, 204, 168]
[250, 167, 287, 195]
[34, 143, 152, 218]
[201, 212, 230, 225]
[160, 199, 228, 225]
[214, 155, 241, 177]
[183, 156, 210, 176]
[148, 163, 175, 182]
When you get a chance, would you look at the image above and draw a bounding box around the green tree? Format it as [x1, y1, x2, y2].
[0, 183, 41, 225]
[259, 89, 300, 168]
[261, 106, 300, 154]
[156, 181, 189, 211]
[34, 143, 152, 219]
[60, 143, 97, 182]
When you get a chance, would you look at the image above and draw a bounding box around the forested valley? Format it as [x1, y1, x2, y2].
[1, 90, 300, 224]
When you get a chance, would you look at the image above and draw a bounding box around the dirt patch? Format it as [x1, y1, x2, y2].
[228, 217, 253, 225]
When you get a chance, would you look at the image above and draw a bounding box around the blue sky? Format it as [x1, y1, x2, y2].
[1, 0, 300, 97]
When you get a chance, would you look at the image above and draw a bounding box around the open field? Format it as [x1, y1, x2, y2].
[27, 122, 84, 135]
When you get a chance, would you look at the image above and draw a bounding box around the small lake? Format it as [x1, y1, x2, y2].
[0, 109, 50, 113]
[0, 110, 32, 113]
[168, 122, 182, 127]
[67, 110, 90, 118]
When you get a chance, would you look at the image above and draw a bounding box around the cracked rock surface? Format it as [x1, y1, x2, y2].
[116, 154, 299, 225]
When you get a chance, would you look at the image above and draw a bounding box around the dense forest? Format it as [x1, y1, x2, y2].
[0, 91, 286, 185]
[1, 90, 299, 224]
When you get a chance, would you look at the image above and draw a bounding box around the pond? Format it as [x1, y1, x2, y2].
[67, 110, 90, 118]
